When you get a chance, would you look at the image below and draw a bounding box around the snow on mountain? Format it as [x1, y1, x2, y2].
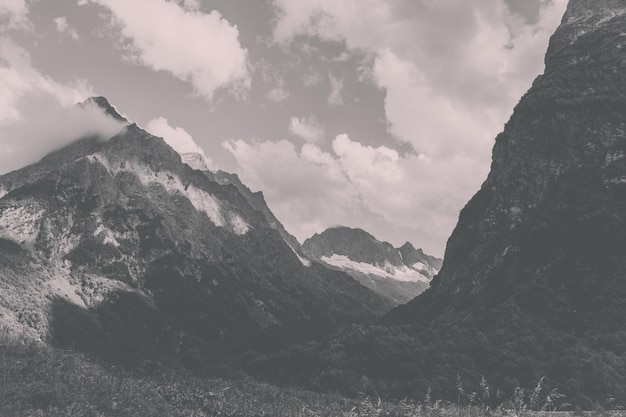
[321, 254, 429, 283]
[303, 226, 441, 305]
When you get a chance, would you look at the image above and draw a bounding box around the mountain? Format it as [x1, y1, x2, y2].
[302, 227, 441, 304]
[80, 96, 128, 123]
[0, 98, 392, 368]
[254, 0, 626, 407]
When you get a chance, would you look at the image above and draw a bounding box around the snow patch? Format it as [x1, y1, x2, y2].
[412, 261, 427, 271]
[0, 187, 6, 199]
[47, 275, 86, 308]
[322, 254, 430, 283]
[0, 205, 44, 244]
[285, 239, 311, 267]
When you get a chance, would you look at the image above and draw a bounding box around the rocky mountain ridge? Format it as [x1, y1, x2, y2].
[302, 226, 441, 304]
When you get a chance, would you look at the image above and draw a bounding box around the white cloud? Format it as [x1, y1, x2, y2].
[0, 39, 124, 174]
[0, 0, 29, 31]
[268, 0, 568, 253]
[303, 71, 322, 87]
[289, 115, 324, 143]
[327, 71, 344, 106]
[267, 87, 289, 102]
[145, 116, 213, 167]
[177, 0, 200, 11]
[91, 0, 250, 101]
[224, 137, 361, 241]
[0, 38, 91, 123]
[54, 17, 80, 41]
[225, 133, 477, 255]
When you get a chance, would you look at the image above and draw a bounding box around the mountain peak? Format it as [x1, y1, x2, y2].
[399, 241, 415, 252]
[80, 96, 128, 123]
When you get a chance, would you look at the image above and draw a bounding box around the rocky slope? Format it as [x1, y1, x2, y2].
[303, 227, 441, 304]
[257, 0, 626, 407]
[0, 98, 391, 367]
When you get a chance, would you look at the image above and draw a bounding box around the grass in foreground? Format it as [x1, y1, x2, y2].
[0, 336, 622, 417]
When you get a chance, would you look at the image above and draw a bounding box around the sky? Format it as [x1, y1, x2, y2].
[0, 0, 569, 257]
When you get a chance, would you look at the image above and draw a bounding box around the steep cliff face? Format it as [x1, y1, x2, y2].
[0, 102, 391, 366]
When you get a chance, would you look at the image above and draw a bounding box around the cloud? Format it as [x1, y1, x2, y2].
[267, 86, 289, 102]
[289, 115, 324, 143]
[0, 0, 30, 31]
[145, 116, 213, 167]
[266, 77, 290, 102]
[224, 133, 477, 255]
[54, 17, 80, 41]
[266, 0, 567, 253]
[327, 71, 344, 106]
[0, 39, 125, 174]
[0, 38, 91, 123]
[224, 137, 360, 241]
[303, 71, 322, 87]
[91, 0, 250, 100]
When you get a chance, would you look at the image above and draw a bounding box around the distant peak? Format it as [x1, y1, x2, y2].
[80, 96, 128, 123]
[400, 241, 415, 251]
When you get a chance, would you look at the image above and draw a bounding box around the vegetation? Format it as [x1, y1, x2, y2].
[3, 330, 622, 417]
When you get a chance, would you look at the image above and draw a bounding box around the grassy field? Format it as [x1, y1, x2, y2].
[1, 334, 622, 417]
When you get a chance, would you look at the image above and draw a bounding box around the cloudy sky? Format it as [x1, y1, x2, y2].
[0, 0, 568, 256]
